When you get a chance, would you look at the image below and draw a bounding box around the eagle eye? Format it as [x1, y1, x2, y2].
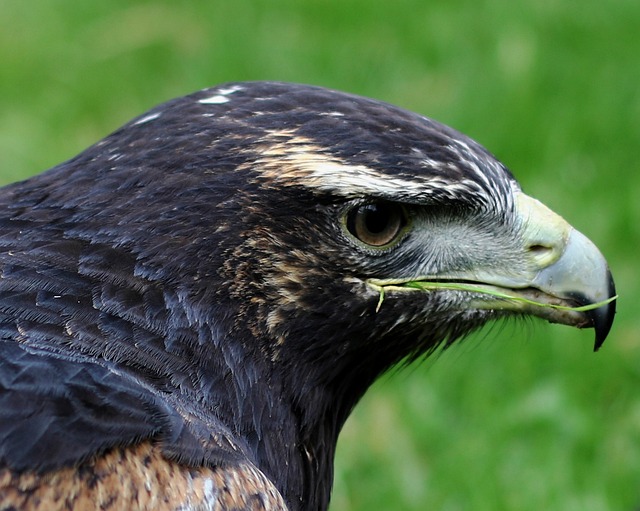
[346, 202, 407, 247]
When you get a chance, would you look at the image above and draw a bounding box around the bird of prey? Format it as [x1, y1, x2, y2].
[0, 82, 615, 510]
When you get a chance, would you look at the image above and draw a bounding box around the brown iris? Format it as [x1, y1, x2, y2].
[346, 202, 407, 247]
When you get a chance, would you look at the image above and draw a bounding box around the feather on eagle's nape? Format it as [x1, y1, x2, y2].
[0, 82, 615, 511]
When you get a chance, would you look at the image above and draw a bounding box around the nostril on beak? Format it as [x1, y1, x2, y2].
[516, 192, 571, 269]
[527, 243, 558, 266]
[529, 244, 550, 253]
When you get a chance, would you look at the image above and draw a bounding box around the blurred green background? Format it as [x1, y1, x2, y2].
[0, 1, 638, 509]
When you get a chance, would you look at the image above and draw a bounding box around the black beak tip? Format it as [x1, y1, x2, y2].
[592, 271, 617, 352]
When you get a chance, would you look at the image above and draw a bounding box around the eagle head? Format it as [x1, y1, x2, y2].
[0, 81, 616, 511]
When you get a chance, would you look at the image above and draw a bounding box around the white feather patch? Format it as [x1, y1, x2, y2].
[199, 95, 230, 105]
[133, 112, 162, 125]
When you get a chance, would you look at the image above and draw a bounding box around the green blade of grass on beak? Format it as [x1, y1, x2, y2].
[373, 280, 617, 313]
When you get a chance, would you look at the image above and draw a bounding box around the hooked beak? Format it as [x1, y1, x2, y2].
[530, 226, 616, 350]
[463, 192, 617, 350]
[368, 192, 617, 350]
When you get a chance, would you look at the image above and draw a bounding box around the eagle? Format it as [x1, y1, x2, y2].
[0, 82, 615, 511]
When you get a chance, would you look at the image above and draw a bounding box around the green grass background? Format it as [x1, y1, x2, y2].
[0, 1, 638, 509]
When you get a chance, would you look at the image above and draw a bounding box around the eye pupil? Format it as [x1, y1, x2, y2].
[347, 202, 406, 247]
[362, 205, 390, 234]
